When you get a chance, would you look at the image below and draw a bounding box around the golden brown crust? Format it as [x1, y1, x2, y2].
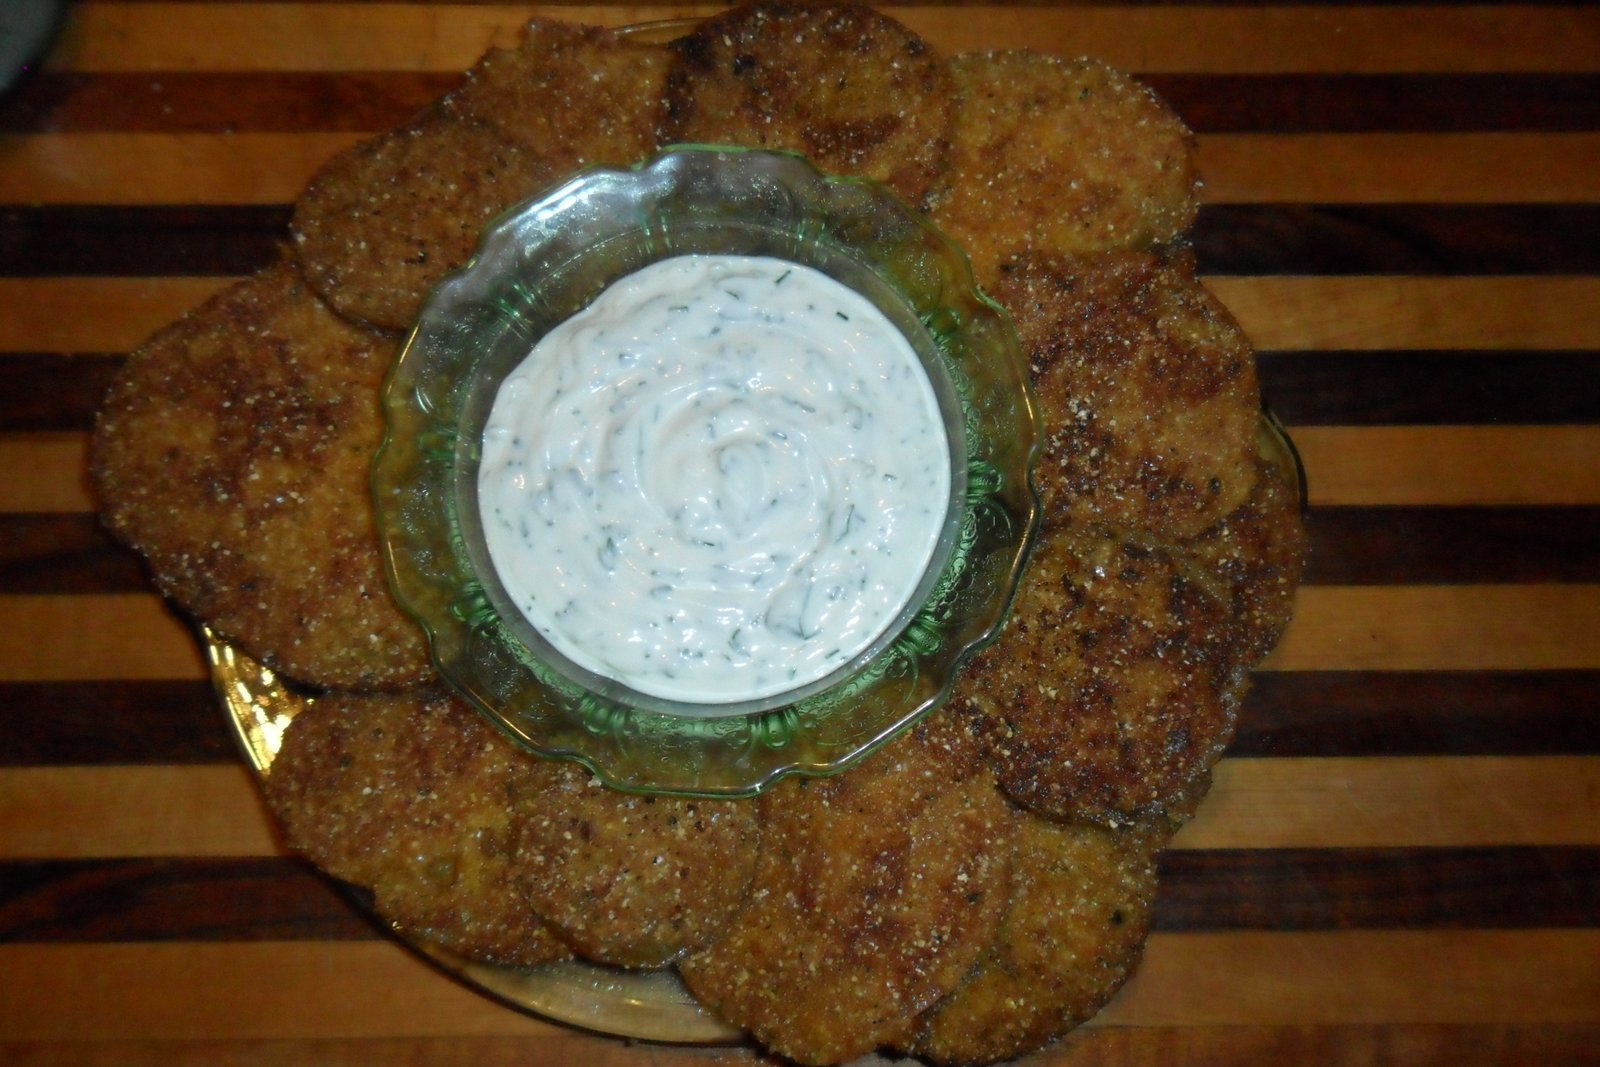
[90, 261, 431, 690]
[445, 17, 671, 170]
[1182, 449, 1308, 666]
[678, 712, 1015, 1065]
[956, 524, 1238, 823]
[661, 1, 955, 204]
[513, 765, 760, 969]
[265, 688, 572, 967]
[291, 109, 557, 330]
[905, 813, 1162, 1066]
[933, 52, 1198, 289]
[992, 248, 1261, 543]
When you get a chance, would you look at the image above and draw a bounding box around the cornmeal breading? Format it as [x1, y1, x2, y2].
[91, 261, 431, 690]
[956, 525, 1239, 822]
[513, 763, 760, 969]
[933, 51, 1198, 288]
[1182, 450, 1308, 665]
[904, 813, 1162, 1066]
[661, 1, 955, 204]
[992, 248, 1261, 543]
[446, 17, 671, 171]
[292, 110, 556, 331]
[679, 713, 1015, 1065]
[267, 688, 572, 967]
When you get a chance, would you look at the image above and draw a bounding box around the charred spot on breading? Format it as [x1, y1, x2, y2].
[932, 51, 1198, 289]
[955, 525, 1238, 823]
[660, 2, 955, 204]
[90, 260, 431, 690]
[1181, 449, 1307, 665]
[266, 688, 572, 967]
[292, 109, 557, 331]
[992, 248, 1260, 543]
[678, 712, 1015, 1065]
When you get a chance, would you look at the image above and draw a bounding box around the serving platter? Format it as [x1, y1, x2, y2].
[195, 6, 1307, 1053]
[207, 409, 1301, 1044]
[209, 625, 744, 1044]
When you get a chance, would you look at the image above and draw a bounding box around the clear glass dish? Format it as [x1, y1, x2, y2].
[372, 145, 1040, 796]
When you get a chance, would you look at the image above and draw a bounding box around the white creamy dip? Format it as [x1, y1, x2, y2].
[478, 254, 951, 705]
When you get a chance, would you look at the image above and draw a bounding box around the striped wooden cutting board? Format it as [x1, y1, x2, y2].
[1, 3, 1597, 1064]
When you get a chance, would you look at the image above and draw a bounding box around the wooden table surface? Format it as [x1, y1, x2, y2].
[2, 2, 1598, 1064]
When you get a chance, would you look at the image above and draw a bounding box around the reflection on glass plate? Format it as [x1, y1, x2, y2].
[206, 626, 742, 1044]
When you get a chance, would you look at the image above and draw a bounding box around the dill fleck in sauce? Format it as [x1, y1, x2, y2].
[478, 254, 951, 705]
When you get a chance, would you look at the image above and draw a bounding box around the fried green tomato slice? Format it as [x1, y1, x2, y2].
[660, 1, 955, 204]
[956, 524, 1238, 823]
[91, 261, 431, 690]
[265, 688, 571, 968]
[444, 16, 670, 171]
[513, 762, 760, 969]
[932, 52, 1197, 289]
[903, 814, 1162, 1066]
[1183, 448, 1308, 667]
[292, 109, 556, 330]
[679, 713, 1015, 1065]
[992, 249, 1261, 543]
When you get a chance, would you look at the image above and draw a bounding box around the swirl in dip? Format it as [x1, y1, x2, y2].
[478, 254, 952, 706]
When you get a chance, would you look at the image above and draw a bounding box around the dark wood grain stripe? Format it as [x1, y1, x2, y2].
[1260, 352, 1600, 426]
[0, 680, 233, 766]
[1194, 205, 1600, 276]
[8, 71, 1600, 134]
[8, 205, 1599, 278]
[0, 857, 375, 943]
[0, 73, 454, 135]
[1155, 847, 1600, 931]
[0, 513, 148, 594]
[1302, 506, 1600, 585]
[1234, 671, 1600, 758]
[3, 847, 1593, 944]
[0, 354, 122, 433]
[3, 670, 1595, 767]
[6, 504, 1599, 596]
[0, 206, 290, 279]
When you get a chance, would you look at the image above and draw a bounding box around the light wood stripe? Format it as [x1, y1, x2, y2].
[3, 757, 1594, 859]
[0, 277, 229, 355]
[1265, 586, 1600, 672]
[6, 133, 1598, 206]
[0, 766, 279, 859]
[1289, 427, 1600, 507]
[1176, 757, 1600, 850]
[1206, 277, 1600, 351]
[50, 4, 1600, 75]
[0, 931, 1593, 1040]
[0, 594, 205, 681]
[0, 132, 361, 207]
[10, 425, 1599, 520]
[6, 276, 1597, 356]
[0, 435, 97, 514]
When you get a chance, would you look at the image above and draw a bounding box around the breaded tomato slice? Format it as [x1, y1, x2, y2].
[679, 712, 1015, 1064]
[91, 261, 430, 690]
[661, 2, 955, 204]
[933, 52, 1197, 288]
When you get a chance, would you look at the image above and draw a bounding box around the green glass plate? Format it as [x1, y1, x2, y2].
[373, 145, 1040, 796]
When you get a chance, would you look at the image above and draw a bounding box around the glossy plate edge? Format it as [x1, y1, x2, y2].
[205, 626, 743, 1045]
